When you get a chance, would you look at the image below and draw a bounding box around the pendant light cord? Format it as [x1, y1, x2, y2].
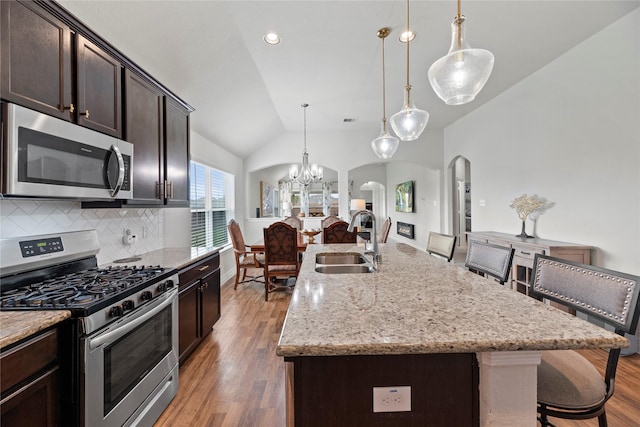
[456, 0, 463, 50]
[404, 0, 412, 104]
[302, 103, 308, 152]
[381, 32, 387, 123]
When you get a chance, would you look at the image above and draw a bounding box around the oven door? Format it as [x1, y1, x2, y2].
[82, 287, 179, 427]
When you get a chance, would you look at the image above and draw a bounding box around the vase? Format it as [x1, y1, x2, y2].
[516, 220, 532, 238]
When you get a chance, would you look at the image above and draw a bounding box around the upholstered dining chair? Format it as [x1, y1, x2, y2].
[283, 215, 303, 231]
[320, 215, 341, 229]
[530, 254, 640, 427]
[263, 222, 300, 301]
[322, 220, 357, 244]
[426, 231, 457, 262]
[379, 217, 392, 243]
[228, 219, 264, 289]
[464, 240, 514, 284]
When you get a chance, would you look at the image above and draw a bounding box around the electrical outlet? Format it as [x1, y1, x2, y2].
[122, 229, 137, 245]
[373, 386, 411, 413]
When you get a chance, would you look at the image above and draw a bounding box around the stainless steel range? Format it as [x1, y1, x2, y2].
[0, 230, 179, 427]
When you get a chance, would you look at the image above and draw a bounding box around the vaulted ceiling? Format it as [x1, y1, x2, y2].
[58, 0, 639, 158]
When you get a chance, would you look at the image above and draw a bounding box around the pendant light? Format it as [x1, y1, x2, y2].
[389, 0, 429, 142]
[428, 0, 494, 106]
[371, 28, 399, 160]
[289, 103, 323, 186]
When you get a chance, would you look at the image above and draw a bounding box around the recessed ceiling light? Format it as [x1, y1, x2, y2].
[399, 30, 416, 43]
[263, 33, 281, 45]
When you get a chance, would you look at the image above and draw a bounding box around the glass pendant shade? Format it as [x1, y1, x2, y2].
[371, 121, 399, 159]
[389, 89, 430, 141]
[428, 16, 494, 106]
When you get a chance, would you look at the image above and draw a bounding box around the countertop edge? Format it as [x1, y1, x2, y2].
[0, 310, 71, 350]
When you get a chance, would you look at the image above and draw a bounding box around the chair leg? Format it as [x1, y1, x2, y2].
[598, 411, 608, 427]
[234, 264, 241, 290]
[265, 277, 270, 301]
[538, 410, 556, 427]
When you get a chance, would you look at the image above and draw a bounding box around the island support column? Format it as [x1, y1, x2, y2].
[476, 351, 542, 427]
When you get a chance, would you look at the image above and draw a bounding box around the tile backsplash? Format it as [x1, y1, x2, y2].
[0, 199, 163, 265]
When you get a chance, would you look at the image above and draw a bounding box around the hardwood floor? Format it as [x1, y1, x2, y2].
[155, 273, 640, 427]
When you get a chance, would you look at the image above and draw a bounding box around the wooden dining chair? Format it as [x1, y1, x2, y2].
[263, 222, 300, 301]
[530, 254, 640, 427]
[464, 239, 514, 284]
[228, 219, 264, 289]
[426, 231, 457, 262]
[379, 217, 392, 243]
[322, 221, 357, 244]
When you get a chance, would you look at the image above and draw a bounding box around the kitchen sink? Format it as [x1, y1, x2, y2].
[315, 252, 367, 265]
[314, 264, 374, 274]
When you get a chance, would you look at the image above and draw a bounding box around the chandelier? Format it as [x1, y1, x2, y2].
[289, 103, 323, 186]
[389, 0, 429, 141]
[428, 0, 495, 105]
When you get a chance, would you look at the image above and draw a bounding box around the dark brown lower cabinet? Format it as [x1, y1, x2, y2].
[0, 328, 60, 427]
[178, 252, 221, 364]
[286, 353, 479, 427]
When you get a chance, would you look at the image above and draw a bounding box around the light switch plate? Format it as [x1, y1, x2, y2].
[373, 386, 411, 413]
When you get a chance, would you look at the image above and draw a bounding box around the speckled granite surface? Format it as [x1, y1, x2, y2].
[102, 246, 220, 270]
[277, 243, 628, 357]
[0, 311, 71, 350]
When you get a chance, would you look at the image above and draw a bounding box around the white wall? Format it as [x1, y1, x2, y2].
[444, 9, 640, 273]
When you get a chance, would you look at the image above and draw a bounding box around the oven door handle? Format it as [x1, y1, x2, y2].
[89, 287, 177, 350]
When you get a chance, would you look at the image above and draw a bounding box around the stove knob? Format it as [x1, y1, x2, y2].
[157, 282, 167, 292]
[109, 305, 123, 318]
[165, 279, 175, 289]
[122, 300, 135, 311]
[141, 291, 153, 301]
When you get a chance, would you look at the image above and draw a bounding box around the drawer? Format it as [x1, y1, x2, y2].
[179, 253, 220, 288]
[1, 329, 58, 395]
[512, 244, 544, 260]
[487, 238, 510, 248]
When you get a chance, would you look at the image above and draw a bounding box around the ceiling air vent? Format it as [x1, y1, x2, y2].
[343, 118, 356, 123]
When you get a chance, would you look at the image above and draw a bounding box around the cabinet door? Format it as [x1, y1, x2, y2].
[76, 34, 122, 138]
[125, 70, 164, 204]
[201, 269, 221, 334]
[178, 281, 201, 364]
[164, 98, 190, 207]
[0, 366, 59, 427]
[0, 0, 72, 120]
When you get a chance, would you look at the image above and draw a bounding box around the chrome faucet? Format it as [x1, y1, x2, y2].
[348, 210, 380, 265]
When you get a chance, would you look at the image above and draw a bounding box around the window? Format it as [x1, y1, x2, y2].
[190, 161, 235, 248]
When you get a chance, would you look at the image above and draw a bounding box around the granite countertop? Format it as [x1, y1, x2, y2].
[0, 310, 71, 350]
[102, 246, 220, 271]
[276, 243, 628, 357]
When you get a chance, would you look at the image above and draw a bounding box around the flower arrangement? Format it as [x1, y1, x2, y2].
[510, 194, 544, 238]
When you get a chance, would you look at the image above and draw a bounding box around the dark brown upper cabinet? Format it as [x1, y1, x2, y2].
[125, 70, 165, 205]
[0, 0, 73, 120]
[75, 34, 122, 138]
[164, 98, 190, 207]
[0, 0, 123, 138]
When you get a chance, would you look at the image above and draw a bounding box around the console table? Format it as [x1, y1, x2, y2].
[466, 231, 593, 296]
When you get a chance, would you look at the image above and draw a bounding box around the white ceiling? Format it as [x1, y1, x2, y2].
[58, 0, 639, 159]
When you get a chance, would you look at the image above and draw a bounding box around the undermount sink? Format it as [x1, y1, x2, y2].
[314, 264, 374, 274]
[315, 252, 367, 265]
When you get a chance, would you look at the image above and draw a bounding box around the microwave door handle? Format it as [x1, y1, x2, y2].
[109, 145, 125, 197]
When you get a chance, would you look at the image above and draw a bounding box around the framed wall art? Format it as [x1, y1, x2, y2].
[395, 180, 414, 213]
[260, 181, 274, 217]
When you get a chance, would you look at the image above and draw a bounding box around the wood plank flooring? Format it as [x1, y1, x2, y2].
[155, 273, 640, 427]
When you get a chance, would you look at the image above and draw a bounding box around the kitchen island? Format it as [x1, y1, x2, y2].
[277, 243, 628, 427]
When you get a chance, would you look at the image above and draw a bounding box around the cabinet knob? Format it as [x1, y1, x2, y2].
[79, 109, 90, 119]
[64, 103, 75, 113]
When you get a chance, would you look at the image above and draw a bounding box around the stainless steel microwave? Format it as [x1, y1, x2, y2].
[1, 103, 133, 200]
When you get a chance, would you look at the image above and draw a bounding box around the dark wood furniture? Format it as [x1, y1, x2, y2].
[322, 221, 357, 244]
[163, 97, 190, 206]
[0, 327, 61, 427]
[178, 252, 221, 364]
[530, 255, 640, 427]
[228, 219, 264, 289]
[263, 222, 300, 301]
[467, 231, 592, 295]
[1, 0, 122, 137]
[287, 353, 479, 427]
